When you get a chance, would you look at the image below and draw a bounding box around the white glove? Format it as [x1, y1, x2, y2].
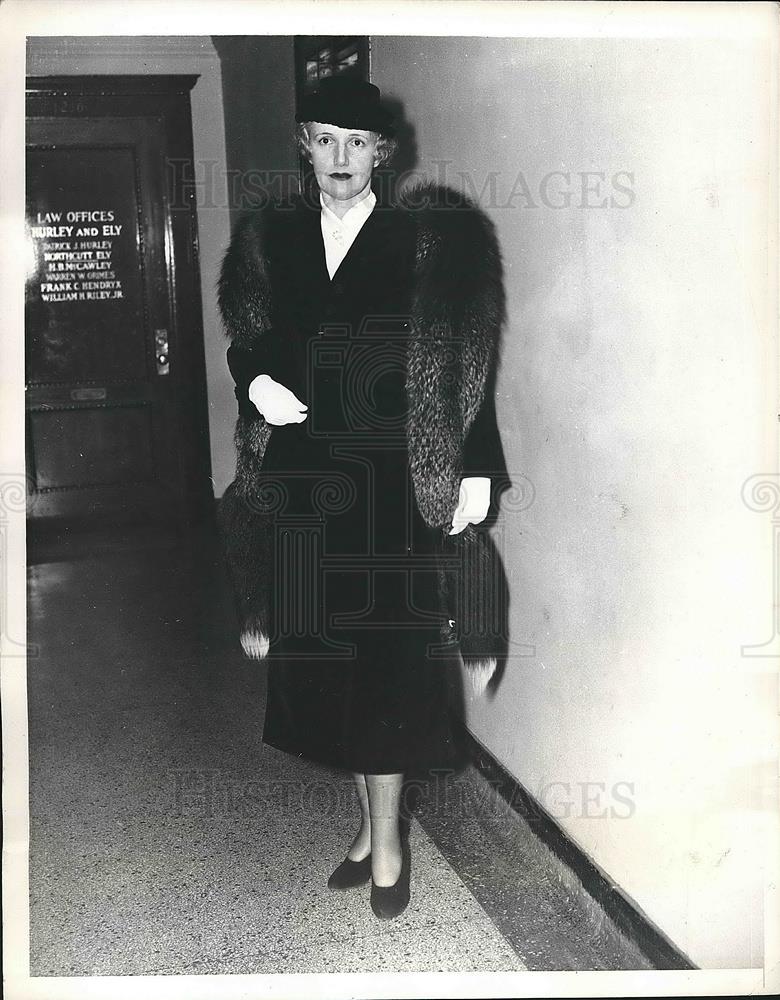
[449, 477, 491, 535]
[248, 374, 308, 425]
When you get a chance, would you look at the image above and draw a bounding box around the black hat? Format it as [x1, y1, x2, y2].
[295, 76, 395, 136]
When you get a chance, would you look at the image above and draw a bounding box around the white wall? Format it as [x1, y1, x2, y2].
[210, 35, 298, 493]
[27, 36, 234, 497]
[373, 33, 777, 969]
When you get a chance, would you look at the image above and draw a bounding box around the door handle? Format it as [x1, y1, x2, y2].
[155, 328, 170, 375]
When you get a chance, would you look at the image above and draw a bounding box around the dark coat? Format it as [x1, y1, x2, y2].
[217, 181, 509, 676]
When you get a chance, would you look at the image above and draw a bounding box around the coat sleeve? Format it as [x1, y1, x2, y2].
[462, 386, 505, 479]
[218, 211, 295, 419]
[226, 339, 294, 420]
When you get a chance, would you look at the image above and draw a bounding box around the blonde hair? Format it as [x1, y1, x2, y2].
[295, 122, 398, 167]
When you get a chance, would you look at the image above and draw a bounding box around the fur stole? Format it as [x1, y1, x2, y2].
[217, 181, 507, 681]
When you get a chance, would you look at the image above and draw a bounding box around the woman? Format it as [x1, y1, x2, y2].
[218, 76, 506, 919]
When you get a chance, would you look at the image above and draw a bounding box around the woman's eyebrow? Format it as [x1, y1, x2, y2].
[311, 129, 369, 139]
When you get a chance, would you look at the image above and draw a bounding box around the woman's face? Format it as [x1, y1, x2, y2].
[307, 122, 379, 203]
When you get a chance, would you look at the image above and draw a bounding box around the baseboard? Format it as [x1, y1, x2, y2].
[462, 726, 698, 971]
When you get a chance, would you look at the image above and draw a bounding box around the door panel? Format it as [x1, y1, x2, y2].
[26, 141, 148, 382]
[25, 77, 211, 527]
[28, 405, 155, 490]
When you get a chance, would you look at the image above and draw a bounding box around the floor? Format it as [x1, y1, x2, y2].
[26, 522, 651, 975]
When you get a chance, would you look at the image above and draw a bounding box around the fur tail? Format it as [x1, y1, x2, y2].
[463, 655, 497, 696]
[217, 482, 274, 660]
[240, 627, 270, 660]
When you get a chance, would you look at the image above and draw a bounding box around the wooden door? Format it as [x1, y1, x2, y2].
[25, 76, 212, 528]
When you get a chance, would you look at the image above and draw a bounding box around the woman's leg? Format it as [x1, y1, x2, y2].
[346, 772, 372, 861]
[366, 772, 404, 885]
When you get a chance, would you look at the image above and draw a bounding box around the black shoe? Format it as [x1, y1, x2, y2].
[370, 840, 411, 919]
[327, 854, 372, 891]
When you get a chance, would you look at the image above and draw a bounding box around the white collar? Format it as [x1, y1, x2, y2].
[320, 187, 376, 235]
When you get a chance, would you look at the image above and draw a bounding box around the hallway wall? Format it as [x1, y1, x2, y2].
[211, 36, 298, 232]
[210, 35, 298, 495]
[371, 32, 776, 969]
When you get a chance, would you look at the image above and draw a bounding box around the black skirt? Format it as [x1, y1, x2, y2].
[259, 330, 466, 775]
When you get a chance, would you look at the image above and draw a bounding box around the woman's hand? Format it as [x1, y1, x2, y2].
[248, 374, 308, 425]
[449, 477, 491, 535]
